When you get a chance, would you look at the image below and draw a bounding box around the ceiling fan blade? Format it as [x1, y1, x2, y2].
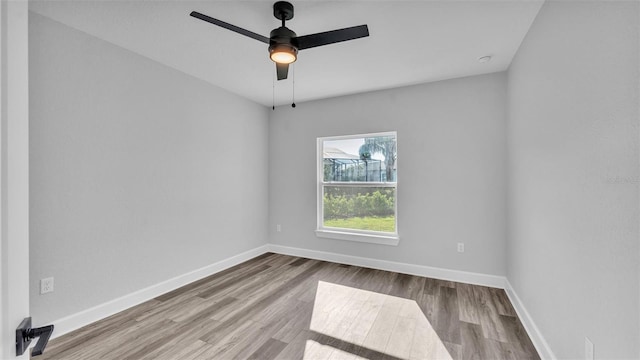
[190, 11, 269, 44]
[296, 25, 369, 50]
[276, 63, 289, 80]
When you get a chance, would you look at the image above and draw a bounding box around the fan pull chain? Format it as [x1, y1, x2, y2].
[272, 72, 275, 110]
[291, 64, 296, 108]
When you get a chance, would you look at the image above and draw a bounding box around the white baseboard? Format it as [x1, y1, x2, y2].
[267, 244, 507, 289]
[504, 280, 556, 360]
[50, 245, 270, 339]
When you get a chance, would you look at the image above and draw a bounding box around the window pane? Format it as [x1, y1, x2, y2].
[323, 186, 396, 232]
[323, 135, 396, 182]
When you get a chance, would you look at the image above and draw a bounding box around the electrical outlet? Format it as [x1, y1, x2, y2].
[276, 224, 281, 232]
[457, 243, 465, 253]
[40, 277, 54, 294]
[585, 337, 594, 360]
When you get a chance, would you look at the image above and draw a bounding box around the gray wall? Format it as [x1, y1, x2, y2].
[269, 73, 508, 276]
[29, 13, 269, 324]
[507, 1, 639, 359]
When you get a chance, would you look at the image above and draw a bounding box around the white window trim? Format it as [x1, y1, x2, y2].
[315, 229, 399, 246]
[316, 131, 399, 246]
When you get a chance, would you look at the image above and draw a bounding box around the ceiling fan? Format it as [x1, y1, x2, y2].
[190, 1, 369, 81]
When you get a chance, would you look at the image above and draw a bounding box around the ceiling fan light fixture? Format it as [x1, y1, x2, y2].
[269, 44, 297, 64]
[190, 1, 369, 80]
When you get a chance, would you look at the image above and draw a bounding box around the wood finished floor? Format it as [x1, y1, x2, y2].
[39, 253, 539, 360]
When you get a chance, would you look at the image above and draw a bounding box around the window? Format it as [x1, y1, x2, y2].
[316, 132, 398, 245]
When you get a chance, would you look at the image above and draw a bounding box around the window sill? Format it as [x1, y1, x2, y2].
[315, 229, 399, 246]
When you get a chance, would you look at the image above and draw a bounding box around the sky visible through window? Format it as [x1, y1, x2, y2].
[323, 138, 385, 161]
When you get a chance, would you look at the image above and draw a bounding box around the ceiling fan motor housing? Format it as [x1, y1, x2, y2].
[269, 27, 298, 59]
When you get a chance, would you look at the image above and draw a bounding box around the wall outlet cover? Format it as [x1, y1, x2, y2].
[41, 277, 54, 294]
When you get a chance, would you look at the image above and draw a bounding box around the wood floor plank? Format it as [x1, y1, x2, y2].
[424, 277, 456, 295]
[159, 339, 209, 360]
[180, 296, 239, 325]
[485, 338, 520, 360]
[434, 286, 462, 345]
[271, 300, 314, 343]
[226, 259, 319, 301]
[360, 294, 403, 353]
[39, 299, 161, 359]
[341, 290, 386, 347]
[139, 316, 225, 360]
[183, 343, 217, 360]
[460, 321, 489, 360]
[472, 286, 510, 343]
[388, 273, 420, 299]
[327, 348, 359, 360]
[196, 264, 271, 299]
[39, 254, 539, 360]
[385, 316, 416, 359]
[416, 290, 437, 323]
[289, 257, 311, 267]
[491, 288, 517, 317]
[457, 283, 481, 325]
[406, 275, 426, 299]
[273, 329, 310, 360]
[247, 338, 288, 360]
[154, 253, 276, 303]
[409, 314, 452, 360]
[364, 269, 398, 294]
[444, 340, 462, 360]
[314, 285, 363, 341]
[499, 315, 540, 359]
[52, 316, 174, 360]
[222, 318, 290, 359]
[198, 319, 258, 358]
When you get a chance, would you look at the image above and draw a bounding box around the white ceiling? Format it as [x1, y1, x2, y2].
[29, 0, 544, 106]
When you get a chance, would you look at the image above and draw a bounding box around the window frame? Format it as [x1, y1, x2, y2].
[315, 131, 399, 246]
